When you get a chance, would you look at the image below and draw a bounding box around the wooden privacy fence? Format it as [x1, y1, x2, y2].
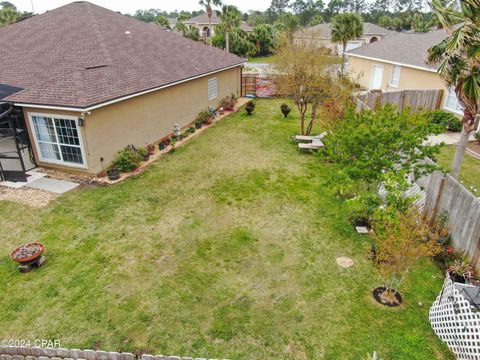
[357, 89, 444, 112]
[417, 170, 480, 270]
[242, 74, 277, 98]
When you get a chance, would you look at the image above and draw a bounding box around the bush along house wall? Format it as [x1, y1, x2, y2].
[0, 347, 229, 360]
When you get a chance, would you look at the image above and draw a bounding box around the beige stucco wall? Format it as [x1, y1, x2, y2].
[23, 66, 241, 174]
[348, 55, 447, 92]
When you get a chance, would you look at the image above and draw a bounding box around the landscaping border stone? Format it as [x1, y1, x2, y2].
[0, 348, 227, 360]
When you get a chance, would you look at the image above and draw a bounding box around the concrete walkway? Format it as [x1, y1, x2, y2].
[1, 170, 79, 194]
[26, 177, 79, 194]
[426, 132, 476, 145]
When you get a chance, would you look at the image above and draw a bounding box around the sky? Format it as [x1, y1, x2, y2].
[10, 0, 273, 14]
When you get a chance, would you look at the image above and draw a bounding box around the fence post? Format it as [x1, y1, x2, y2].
[429, 174, 446, 225]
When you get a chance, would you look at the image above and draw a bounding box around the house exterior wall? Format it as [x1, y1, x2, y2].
[294, 35, 386, 55]
[348, 55, 446, 92]
[22, 66, 241, 175]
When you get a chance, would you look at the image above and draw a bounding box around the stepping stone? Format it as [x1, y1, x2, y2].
[356, 226, 370, 234]
[26, 177, 79, 194]
[336, 256, 354, 268]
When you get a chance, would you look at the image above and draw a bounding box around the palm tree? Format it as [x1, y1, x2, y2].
[220, 5, 241, 53]
[198, 0, 223, 45]
[427, 0, 480, 179]
[277, 13, 299, 45]
[331, 13, 363, 75]
[155, 15, 170, 30]
[0, 6, 18, 27]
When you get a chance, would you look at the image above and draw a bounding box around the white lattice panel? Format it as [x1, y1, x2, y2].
[429, 274, 480, 359]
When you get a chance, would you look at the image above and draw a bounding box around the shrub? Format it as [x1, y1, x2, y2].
[146, 143, 155, 154]
[425, 110, 463, 132]
[195, 120, 203, 129]
[220, 95, 236, 111]
[197, 109, 213, 125]
[113, 147, 142, 172]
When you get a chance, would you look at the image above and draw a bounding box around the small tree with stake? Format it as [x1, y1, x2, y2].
[371, 207, 443, 306]
[273, 44, 343, 135]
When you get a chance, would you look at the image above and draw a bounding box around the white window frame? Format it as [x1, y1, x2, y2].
[443, 88, 463, 116]
[389, 65, 401, 88]
[27, 112, 88, 169]
[370, 64, 384, 90]
[208, 77, 218, 100]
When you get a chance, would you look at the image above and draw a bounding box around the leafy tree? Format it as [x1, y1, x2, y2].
[252, 24, 277, 56]
[427, 0, 480, 179]
[307, 14, 324, 25]
[411, 13, 430, 32]
[219, 5, 242, 53]
[372, 206, 443, 302]
[132, 9, 162, 22]
[291, 0, 324, 26]
[327, 0, 367, 15]
[0, 6, 18, 27]
[266, 0, 291, 22]
[247, 10, 268, 26]
[377, 14, 393, 29]
[273, 44, 340, 134]
[0, 1, 16, 10]
[276, 12, 299, 44]
[199, 0, 223, 45]
[331, 13, 363, 74]
[212, 28, 255, 57]
[176, 22, 201, 41]
[154, 15, 170, 29]
[322, 105, 443, 184]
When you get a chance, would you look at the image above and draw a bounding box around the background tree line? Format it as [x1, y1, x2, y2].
[0, 1, 32, 27]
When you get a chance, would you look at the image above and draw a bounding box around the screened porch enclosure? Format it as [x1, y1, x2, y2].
[0, 105, 36, 182]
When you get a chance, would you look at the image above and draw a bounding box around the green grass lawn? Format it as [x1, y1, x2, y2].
[0, 99, 452, 359]
[247, 56, 275, 64]
[437, 145, 480, 191]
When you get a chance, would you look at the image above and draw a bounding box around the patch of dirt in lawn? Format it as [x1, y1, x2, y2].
[467, 141, 480, 157]
[0, 186, 57, 207]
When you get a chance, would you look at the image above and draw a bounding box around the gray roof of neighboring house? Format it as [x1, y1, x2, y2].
[346, 29, 448, 70]
[183, 11, 253, 32]
[0, 2, 244, 109]
[296, 22, 397, 39]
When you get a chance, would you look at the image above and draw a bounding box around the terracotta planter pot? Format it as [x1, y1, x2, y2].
[11, 242, 45, 263]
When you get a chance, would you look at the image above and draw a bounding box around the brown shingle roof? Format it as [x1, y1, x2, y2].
[346, 29, 448, 70]
[0, 1, 245, 109]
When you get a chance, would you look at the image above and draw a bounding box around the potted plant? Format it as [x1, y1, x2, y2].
[146, 143, 155, 155]
[448, 260, 473, 284]
[245, 101, 256, 115]
[281, 103, 291, 118]
[107, 167, 120, 180]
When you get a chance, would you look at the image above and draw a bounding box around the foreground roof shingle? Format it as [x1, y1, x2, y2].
[346, 29, 449, 70]
[0, 1, 245, 109]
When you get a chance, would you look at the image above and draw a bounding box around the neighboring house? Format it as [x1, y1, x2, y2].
[0, 1, 244, 180]
[182, 11, 253, 40]
[345, 29, 464, 117]
[167, 17, 178, 29]
[294, 22, 397, 55]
